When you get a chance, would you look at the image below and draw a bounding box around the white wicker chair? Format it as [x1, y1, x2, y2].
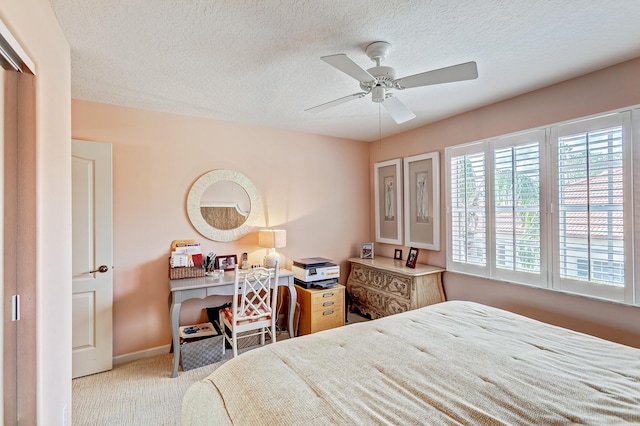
[219, 261, 280, 357]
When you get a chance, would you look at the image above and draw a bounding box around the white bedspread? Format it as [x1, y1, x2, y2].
[182, 301, 640, 425]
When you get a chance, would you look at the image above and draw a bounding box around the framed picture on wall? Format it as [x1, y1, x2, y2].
[360, 242, 374, 259]
[403, 152, 440, 251]
[374, 159, 403, 245]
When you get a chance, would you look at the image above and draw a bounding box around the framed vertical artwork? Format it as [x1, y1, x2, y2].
[374, 158, 403, 245]
[403, 152, 440, 251]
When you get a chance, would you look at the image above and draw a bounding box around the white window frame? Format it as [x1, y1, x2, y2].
[549, 112, 632, 303]
[490, 130, 547, 287]
[446, 108, 638, 307]
[445, 141, 489, 277]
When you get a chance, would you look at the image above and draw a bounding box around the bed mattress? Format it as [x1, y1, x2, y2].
[182, 301, 640, 425]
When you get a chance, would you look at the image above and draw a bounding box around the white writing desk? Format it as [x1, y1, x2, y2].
[169, 268, 295, 377]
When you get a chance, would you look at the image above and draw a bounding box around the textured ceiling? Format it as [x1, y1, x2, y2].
[49, 0, 640, 142]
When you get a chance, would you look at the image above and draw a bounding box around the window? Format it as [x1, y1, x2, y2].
[492, 134, 543, 285]
[447, 130, 545, 287]
[556, 123, 625, 284]
[446, 110, 636, 306]
[551, 112, 631, 301]
[448, 146, 487, 276]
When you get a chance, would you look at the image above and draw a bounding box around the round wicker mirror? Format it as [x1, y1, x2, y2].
[186, 170, 263, 241]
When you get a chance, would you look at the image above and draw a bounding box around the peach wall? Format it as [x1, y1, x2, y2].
[71, 101, 370, 357]
[0, 0, 72, 423]
[372, 58, 640, 348]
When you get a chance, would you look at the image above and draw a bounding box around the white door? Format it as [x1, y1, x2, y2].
[72, 139, 113, 378]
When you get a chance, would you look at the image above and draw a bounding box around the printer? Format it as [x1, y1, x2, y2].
[292, 257, 339, 289]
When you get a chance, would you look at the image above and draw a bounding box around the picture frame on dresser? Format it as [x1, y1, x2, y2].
[403, 152, 440, 251]
[374, 158, 403, 244]
[360, 242, 374, 259]
[406, 247, 419, 268]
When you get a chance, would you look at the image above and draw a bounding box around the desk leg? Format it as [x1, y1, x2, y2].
[170, 299, 181, 378]
[287, 281, 296, 338]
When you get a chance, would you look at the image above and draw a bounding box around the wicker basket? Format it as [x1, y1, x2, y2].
[180, 334, 224, 371]
[169, 262, 205, 280]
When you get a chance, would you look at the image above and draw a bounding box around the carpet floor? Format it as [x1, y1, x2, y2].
[72, 351, 226, 426]
[73, 312, 369, 425]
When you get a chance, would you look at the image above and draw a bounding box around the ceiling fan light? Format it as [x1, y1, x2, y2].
[372, 85, 385, 103]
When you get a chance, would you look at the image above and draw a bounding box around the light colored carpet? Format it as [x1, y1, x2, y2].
[73, 312, 369, 425]
[72, 352, 225, 426]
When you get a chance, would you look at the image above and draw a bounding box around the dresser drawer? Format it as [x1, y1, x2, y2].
[348, 283, 409, 318]
[349, 264, 412, 299]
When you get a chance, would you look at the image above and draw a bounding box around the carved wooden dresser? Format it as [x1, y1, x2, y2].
[347, 257, 445, 319]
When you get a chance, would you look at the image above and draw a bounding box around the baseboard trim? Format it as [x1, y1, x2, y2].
[113, 344, 172, 365]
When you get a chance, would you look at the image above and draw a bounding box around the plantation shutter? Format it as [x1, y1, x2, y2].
[448, 148, 487, 270]
[557, 126, 624, 283]
[492, 131, 543, 284]
[552, 112, 631, 302]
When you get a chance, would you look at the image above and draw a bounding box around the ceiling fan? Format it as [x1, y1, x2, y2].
[305, 41, 478, 124]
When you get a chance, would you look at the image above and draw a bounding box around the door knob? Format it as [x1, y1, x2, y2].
[89, 265, 109, 274]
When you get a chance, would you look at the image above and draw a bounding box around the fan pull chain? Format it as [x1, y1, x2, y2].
[378, 104, 382, 150]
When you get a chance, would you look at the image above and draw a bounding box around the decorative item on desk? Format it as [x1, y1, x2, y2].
[360, 242, 374, 259]
[204, 252, 216, 273]
[259, 229, 286, 268]
[241, 252, 248, 269]
[406, 247, 419, 268]
[205, 270, 224, 278]
[215, 255, 238, 271]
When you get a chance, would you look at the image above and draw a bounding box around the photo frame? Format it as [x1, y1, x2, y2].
[374, 159, 403, 244]
[215, 254, 238, 271]
[406, 247, 419, 268]
[403, 152, 440, 251]
[394, 249, 403, 260]
[360, 242, 374, 259]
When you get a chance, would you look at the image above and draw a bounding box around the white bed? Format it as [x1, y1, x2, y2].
[182, 301, 640, 425]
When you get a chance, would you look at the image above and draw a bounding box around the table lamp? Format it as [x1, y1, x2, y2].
[259, 229, 286, 268]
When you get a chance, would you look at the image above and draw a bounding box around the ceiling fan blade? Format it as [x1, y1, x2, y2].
[321, 54, 375, 83]
[305, 92, 367, 113]
[382, 95, 416, 124]
[395, 61, 478, 89]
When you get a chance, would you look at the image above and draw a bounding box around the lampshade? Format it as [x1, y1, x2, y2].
[259, 229, 286, 268]
[258, 229, 286, 248]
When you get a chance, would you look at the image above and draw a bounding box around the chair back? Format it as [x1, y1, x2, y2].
[232, 262, 280, 324]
